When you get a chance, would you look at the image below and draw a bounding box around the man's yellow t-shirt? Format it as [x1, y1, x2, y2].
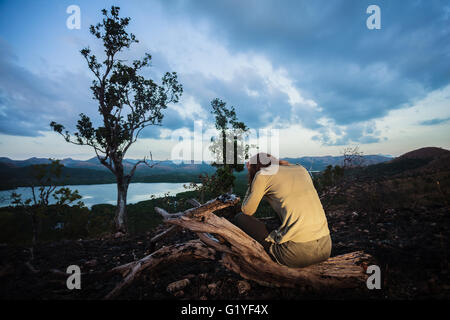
[241, 164, 330, 244]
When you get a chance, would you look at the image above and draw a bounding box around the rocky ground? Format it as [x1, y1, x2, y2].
[0, 199, 448, 300]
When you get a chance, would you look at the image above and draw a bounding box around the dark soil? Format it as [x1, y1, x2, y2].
[1, 201, 448, 300]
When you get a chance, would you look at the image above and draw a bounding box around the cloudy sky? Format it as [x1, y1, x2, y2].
[0, 0, 449, 160]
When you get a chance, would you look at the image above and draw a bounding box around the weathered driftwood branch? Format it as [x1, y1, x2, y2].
[186, 198, 202, 208]
[148, 196, 220, 246]
[105, 239, 216, 299]
[149, 225, 179, 244]
[156, 194, 240, 220]
[105, 195, 238, 299]
[106, 194, 374, 299]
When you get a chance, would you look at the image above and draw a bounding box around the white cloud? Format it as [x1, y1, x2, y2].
[169, 95, 207, 121]
[245, 87, 259, 97]
[366, 84, 450, 154]
[142, 13, 320, 115]
[305, 84, 450, 153]
[249, 56, 319, 111]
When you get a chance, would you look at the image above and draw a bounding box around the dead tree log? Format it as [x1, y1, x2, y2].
[107, 194, 374, 298]
[105, 239, 216, 299]
[148, 197, 203, 245]
[149, 225, 180, 244]
[156, 194, 373, 290]
[148, 196, 225, 246]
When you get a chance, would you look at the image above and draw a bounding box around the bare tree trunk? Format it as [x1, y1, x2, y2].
[115, 177, 128, 234]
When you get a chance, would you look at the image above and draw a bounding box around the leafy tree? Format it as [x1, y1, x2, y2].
[208, 98, 249, 194]
[11, 160, 83, 249]
[50, 7, 182, 233]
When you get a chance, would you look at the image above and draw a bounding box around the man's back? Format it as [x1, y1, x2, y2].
[243, 164, 330, 243]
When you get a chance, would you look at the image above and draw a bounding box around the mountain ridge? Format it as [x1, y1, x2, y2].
[0, 146, 448, 191]
[0, 154, 393, 172]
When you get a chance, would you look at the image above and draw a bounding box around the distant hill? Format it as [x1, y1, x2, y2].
[2, 147, 447, 190]
[0, 161, 211, 191]
[0, 154, 392, 173]
[395, 147, 449, 161]
[282, 154, 391, 171]
[0, 157, 216, 174]
[0, 157, 53, 167]
[353, 147, 450, 178]
[0, 153, 396, 190]
[0, 163, 116, 190]
[400, 147, 450, 175]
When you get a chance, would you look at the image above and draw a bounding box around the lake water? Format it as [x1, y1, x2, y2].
[0, 183, 189, 208]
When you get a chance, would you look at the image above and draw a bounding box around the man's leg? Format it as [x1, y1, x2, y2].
[234, 212, 271, 251]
